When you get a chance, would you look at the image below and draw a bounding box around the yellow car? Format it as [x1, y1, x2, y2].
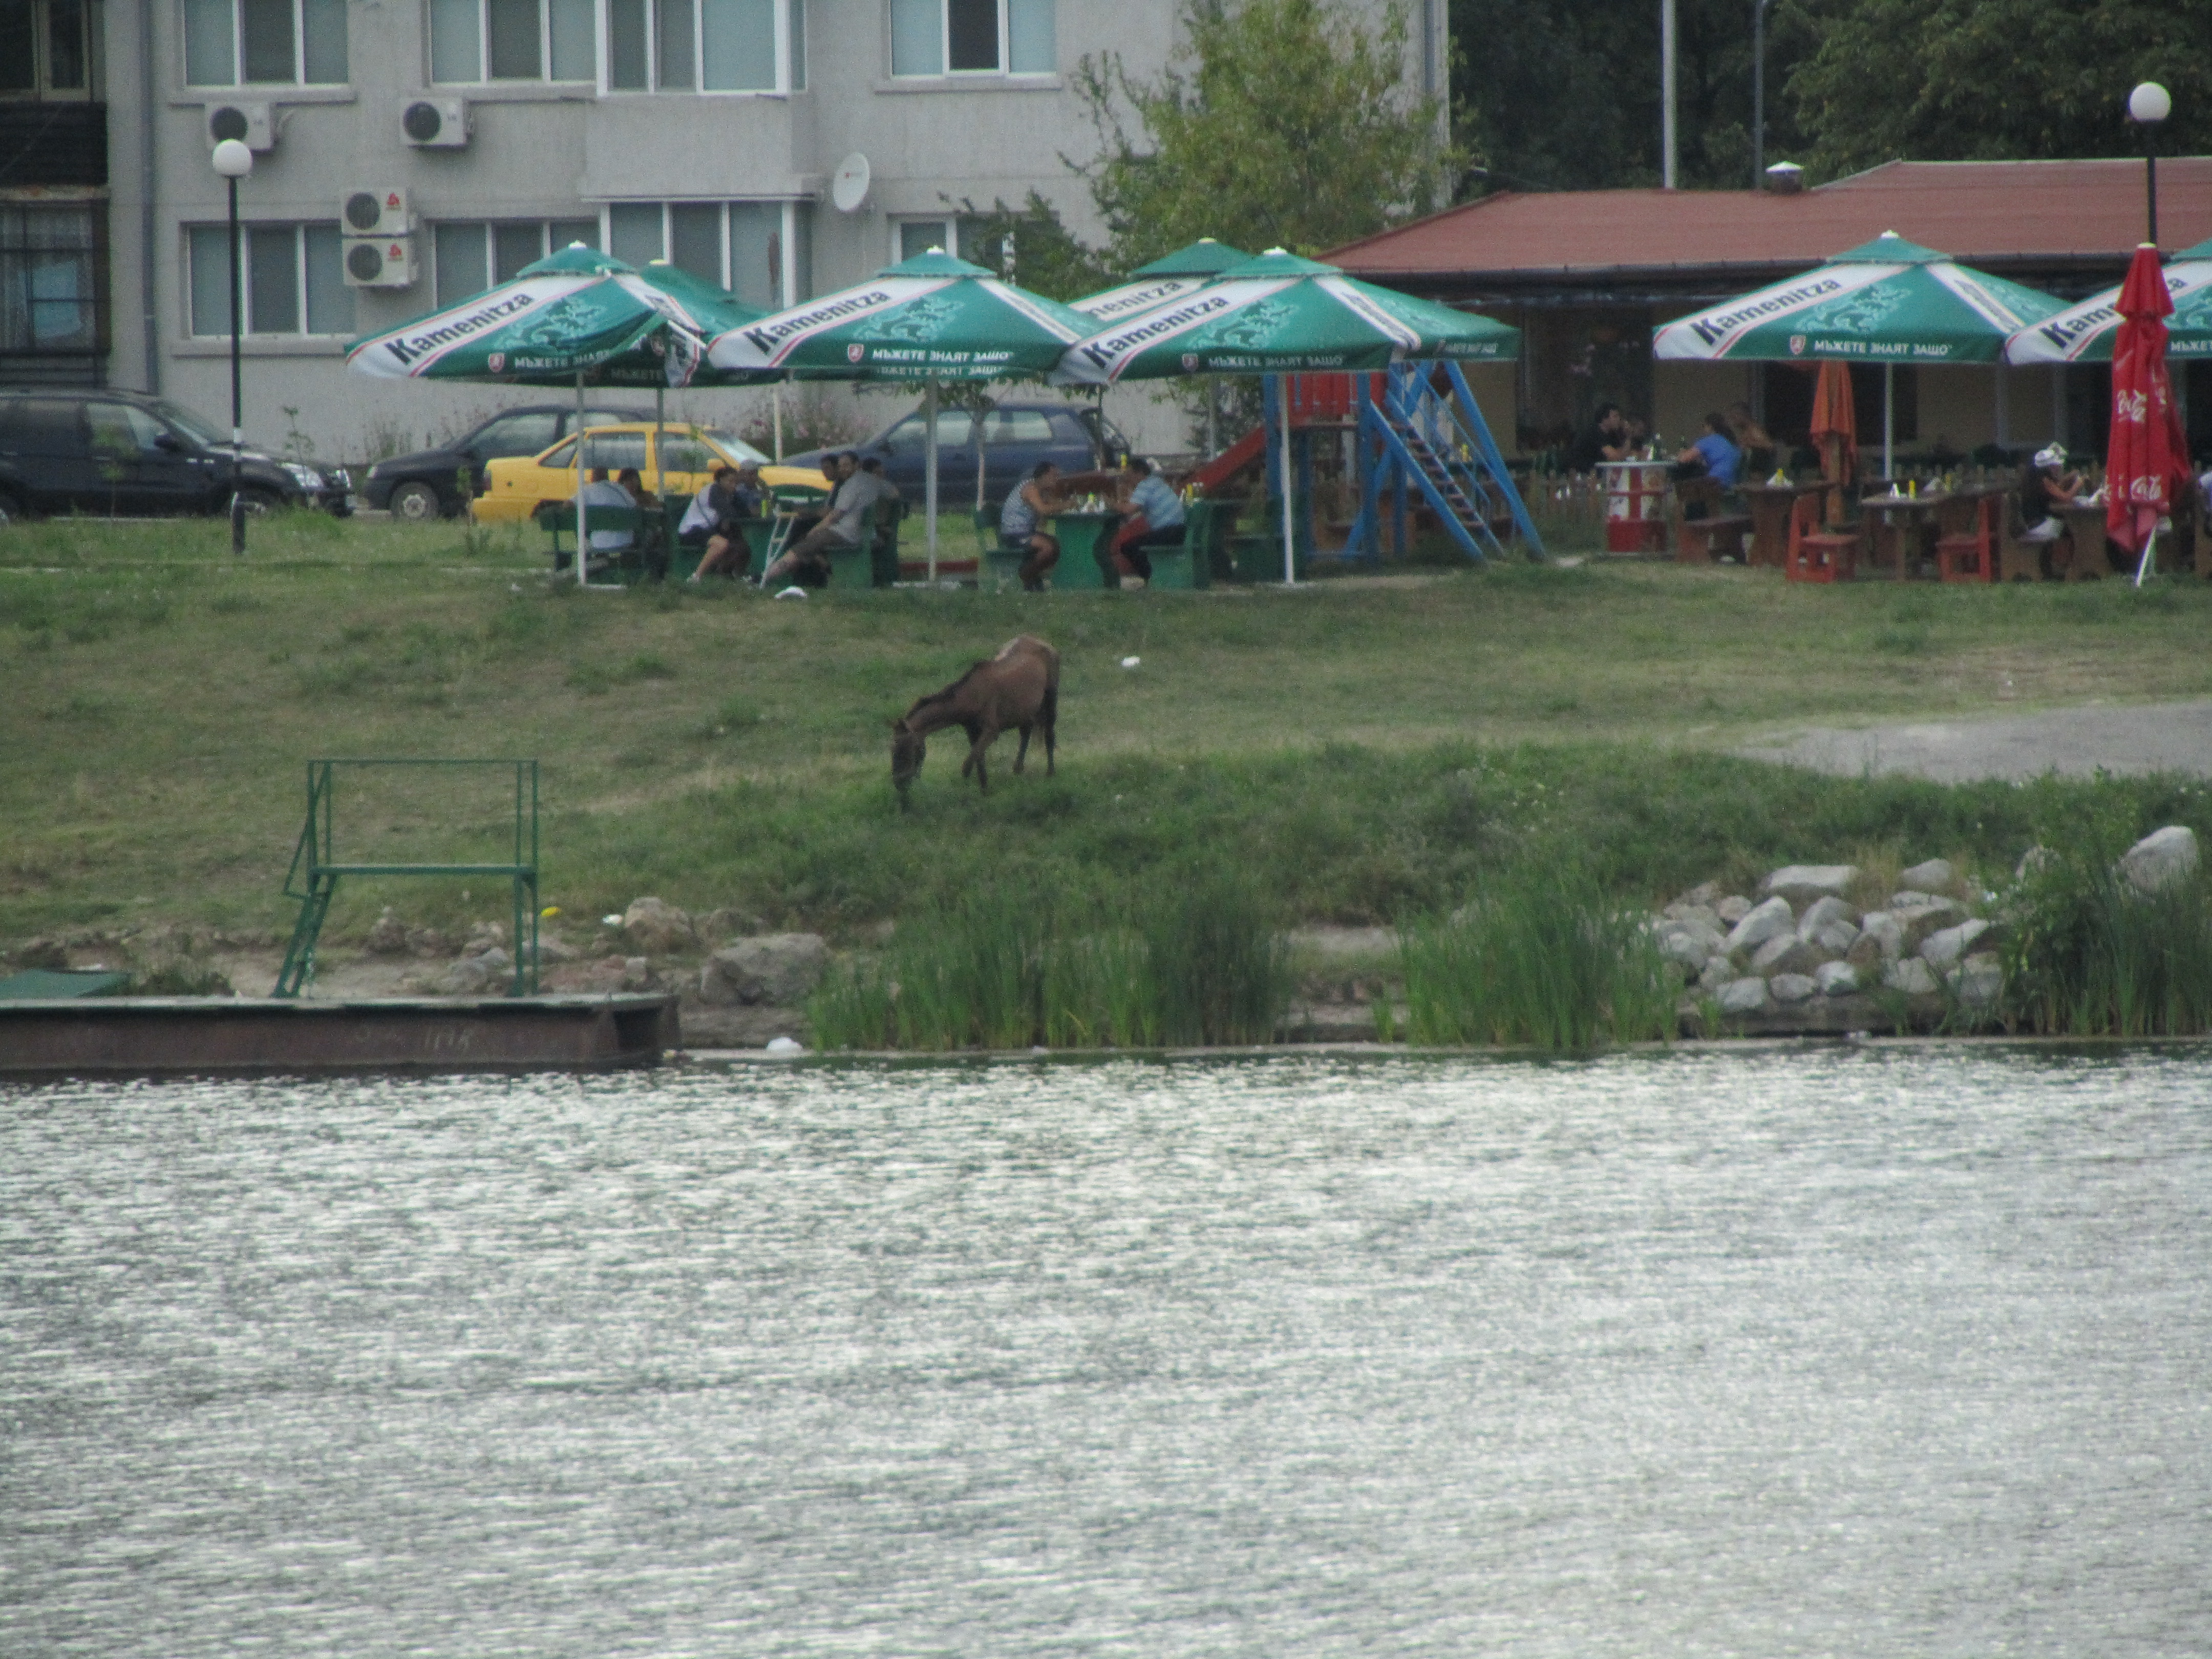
[469, 422, 830, 523]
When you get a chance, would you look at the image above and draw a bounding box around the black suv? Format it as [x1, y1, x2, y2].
[0, 389, 351, 522]
[364, 403, 655, 521]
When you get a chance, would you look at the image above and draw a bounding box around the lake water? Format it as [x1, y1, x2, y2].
[4, 1048, 2209, 1656]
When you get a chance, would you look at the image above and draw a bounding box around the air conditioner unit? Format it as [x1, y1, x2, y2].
[401, 97, 470, 148]
[204, 101, 274, 152]
[342, 234, 418, 289]
[342, 188, 411, 237]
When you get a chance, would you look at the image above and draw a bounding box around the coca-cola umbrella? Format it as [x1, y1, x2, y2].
[2104, 243, 2195, 585]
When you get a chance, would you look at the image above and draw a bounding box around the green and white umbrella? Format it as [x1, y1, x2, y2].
[348, 245, 768, 586]
[1070, 238, 1253, 323]
[1058, 248, 1519, 385]
[2007, 236, 2212, 365]
[706, 248, 1097, 577]
[1056, 249, 1520, 583]
[1652, 231, 2066, 476]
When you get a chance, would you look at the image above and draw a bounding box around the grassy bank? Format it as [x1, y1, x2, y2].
[8, 512, 2212, 941]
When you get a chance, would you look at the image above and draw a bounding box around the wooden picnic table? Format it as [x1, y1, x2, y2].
[2055, 501, 2119, 579]
[1737, 479, 1828, 568]
[1857, 485, 2005, 577]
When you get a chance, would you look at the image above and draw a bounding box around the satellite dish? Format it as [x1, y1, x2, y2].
[831, 153, 871, 214]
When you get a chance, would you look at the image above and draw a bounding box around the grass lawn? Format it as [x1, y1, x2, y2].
[7, 509, 2212, 943]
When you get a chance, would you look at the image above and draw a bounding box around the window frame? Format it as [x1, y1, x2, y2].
[429, 0, 596, 86]
[0, 201, 105, 358]
[888, 0, 1055, 80]
[184, 221, 354, 340]
[180, 0, 348, 88]
[889, 215, 1007, 272]
[1, 0, 94, 99]
[597, 199, 812, 311]
[430, 219, 602, 304]
[599, 0, 798, 96]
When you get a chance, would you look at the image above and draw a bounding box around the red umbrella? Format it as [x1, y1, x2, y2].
[2105, 243, 2193, 575]
[1809, 359, 1857, 525]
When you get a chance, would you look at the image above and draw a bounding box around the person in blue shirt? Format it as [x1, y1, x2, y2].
[1674, 412, 1742, 489]
[1109, 457, 1187, 586]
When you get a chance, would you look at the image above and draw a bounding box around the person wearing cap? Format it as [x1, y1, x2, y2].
[2017, 444, 2082, 545]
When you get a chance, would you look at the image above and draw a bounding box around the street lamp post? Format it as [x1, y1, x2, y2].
[211, 138, 253, 554]
[2129, 81, 2171, 247]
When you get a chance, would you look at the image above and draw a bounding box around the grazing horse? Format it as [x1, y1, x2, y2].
[891, 635, 1058, 808]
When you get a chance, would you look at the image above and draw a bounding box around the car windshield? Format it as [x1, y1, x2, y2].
[701, 429, 768, 464]
[152, 400, 226, 449]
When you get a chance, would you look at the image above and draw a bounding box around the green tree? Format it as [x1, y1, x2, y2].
[1789, 0, 2212, 179]
[944, 191, 1115, 303]
[1073, 0, 1458, 266]
[1453, 0, 1820, 192]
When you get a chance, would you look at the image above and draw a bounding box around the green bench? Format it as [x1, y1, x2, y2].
[536, 499, 669, 583]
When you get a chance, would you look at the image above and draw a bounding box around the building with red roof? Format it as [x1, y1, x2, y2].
[1328, 160, 2212, 460]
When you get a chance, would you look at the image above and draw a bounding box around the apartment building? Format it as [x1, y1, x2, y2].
[2, 0, 1444, 459]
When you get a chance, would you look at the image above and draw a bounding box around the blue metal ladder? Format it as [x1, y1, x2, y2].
[1347, 362, 1544, 564]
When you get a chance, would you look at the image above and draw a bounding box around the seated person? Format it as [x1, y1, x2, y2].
[1001, 461, 1065, 591]
[1565, 402, 1632, 473]
[1674, 411, 1742, 491]
[2017, 444, 2083, 546]
[1727, 401, 1776, 477]
[575, 467, 636, 565]
[1109, 457, 1186, 585]
[760, 453, 875, 587]
[850, 456, 901, 552]
[616, 466, 650, 506]
[682, 464, 760, 583]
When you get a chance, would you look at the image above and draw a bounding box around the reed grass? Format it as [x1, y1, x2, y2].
[2002, 827, 2212, 1036]
[1399, 862, 1675, 1051]
[806, 868, 1288, 1050]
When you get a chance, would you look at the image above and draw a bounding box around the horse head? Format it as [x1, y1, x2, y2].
[890, 717, 926, 809]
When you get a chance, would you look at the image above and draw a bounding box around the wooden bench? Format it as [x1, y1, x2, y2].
[1670, 478, 1751, 564]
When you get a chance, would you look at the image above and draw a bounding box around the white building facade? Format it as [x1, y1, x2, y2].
[0, 0, 1445, 461]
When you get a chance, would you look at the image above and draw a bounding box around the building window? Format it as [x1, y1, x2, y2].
[604, 200, 812, 311]
[0, 204, 100, 356]
[429, 0, 594, 83]
[182, 0, 348, 86]
[187, 222, 353, 336]
[431, 218, 600, 302]
[605, 0, 800, 92]
[890, 0, 1052, 76]
[0, 0, 91, 96]
[893, 216, 1005, 269]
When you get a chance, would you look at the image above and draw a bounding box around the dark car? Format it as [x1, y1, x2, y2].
[786, 399, 1132, 508]
[364, 403, 655, 521]
[0, 389, 351, 523]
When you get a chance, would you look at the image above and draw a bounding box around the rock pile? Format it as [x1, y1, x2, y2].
[1651, 856, 2003, 1024]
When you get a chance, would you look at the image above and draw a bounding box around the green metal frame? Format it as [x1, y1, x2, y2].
[275, 758, 540, 998]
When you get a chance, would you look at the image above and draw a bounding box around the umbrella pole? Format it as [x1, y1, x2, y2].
[1278, 374, 1295, 586]
[1883, 362, 1895, 483]
[1206, 375, 1219, 458]
[772, 385, 784, 461]
[926, 377, 940, 583]
[575, 370, 588, 589]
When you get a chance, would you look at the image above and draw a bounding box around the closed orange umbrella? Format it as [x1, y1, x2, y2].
[1809, 359, 1858, 525]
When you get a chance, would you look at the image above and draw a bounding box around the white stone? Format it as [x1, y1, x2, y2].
[1655, 918, 1726, 967]
[1724, 895, 1796, 955]
[1697, 955, 1734, 992]
[2119, 825, 2200, 896]
[1897, 899, 1970, 949]
[1858, 911, 1905, 962]
[1920, 918, 1992, 968]
[1814, 960, 1860, 996]
[1951, 952, 2004, 1009]
[1900, 858, 1954, 893]
[1751, 933, 1796, 973]
[1796, 895, 1859, 939]
[1762, 864, 1859, 906]
[1812, 919, 1861, 955]
[1715, 895, 1753, 924]
[1769, 973, 1817, 1004]
[1662, 902, 1722, 931]
[1674, 881, 1721, 909]
[765, 1035, 805, 1054]
[1718, 976, 1772, 1015]
[2016, 846, 2055, 880]
[1883, 958, 1940, 995]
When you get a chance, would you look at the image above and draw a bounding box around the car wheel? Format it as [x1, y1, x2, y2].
[389, 481, 444, 522]
[235, 488, 282, 517]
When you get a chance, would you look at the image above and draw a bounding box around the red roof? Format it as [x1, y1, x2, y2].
[1330, 160, 2212, 291]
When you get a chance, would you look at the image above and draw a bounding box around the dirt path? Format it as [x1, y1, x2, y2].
[1735, 700, 2212, 782]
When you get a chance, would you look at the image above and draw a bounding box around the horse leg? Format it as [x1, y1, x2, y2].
[1041, 685, 1057, 776]
[968, 722, 1001, 792]
[958, 718, 984, 780]
[1013, 721, 1031, 773]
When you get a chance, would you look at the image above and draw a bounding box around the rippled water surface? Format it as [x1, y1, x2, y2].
[4, 1049, 2210, 1656]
